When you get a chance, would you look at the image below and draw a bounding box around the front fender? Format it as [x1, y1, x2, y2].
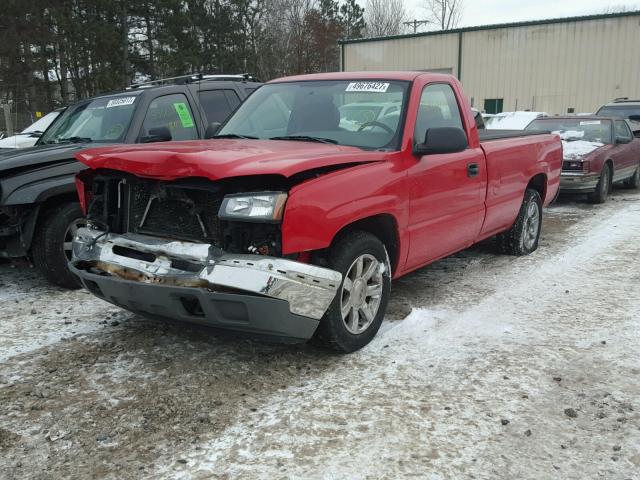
[281, 161, 408, 256]
[1, 160, 84, 205]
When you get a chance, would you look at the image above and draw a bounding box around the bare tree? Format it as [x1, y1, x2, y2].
[424, 0, 464, 30]
[364, 0, 408, 37]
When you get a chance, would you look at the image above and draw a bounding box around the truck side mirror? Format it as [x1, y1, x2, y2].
[140, 126, 172, 143]
[413, 127, 468, 156]
[204, 122, 222, 139]
[616, 135, 632, 144]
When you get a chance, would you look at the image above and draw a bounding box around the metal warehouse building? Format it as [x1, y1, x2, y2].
[340, 11, 640, 114]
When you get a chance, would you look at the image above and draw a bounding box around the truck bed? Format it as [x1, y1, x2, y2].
[479, 129, 548, 141]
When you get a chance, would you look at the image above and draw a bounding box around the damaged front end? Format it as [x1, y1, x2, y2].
[70, 171, 341, 341]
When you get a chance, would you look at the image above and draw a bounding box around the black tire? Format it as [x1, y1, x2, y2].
[496, 188, 543, 256]
[31, 202, 84, 289]
[623, 163, 640, 189]
[313, 231, 391, 353]
[587, 163, 611, 204]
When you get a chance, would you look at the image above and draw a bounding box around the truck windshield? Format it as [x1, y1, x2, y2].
[40, 94, 140, 144]
[526, 119, 612, 144]
[218, 80, 409, 150]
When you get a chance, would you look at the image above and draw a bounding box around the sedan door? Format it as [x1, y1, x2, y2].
[611, 120, 637, 181]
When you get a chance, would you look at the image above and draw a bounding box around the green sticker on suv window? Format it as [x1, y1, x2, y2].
[174, 102, 195, 128]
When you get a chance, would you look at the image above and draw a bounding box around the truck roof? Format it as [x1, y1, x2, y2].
[270, 71, 439, 83]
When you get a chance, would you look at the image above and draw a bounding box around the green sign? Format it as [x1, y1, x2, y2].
[173, 102, 195, 128]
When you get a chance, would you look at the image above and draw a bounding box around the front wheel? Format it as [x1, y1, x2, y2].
[313, 231, 391, 353]
[587, 164, 611, 204]
[31, 202, 85, 289]
[496, 188, 543, 256]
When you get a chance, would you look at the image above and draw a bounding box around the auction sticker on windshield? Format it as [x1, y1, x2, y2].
[345, 82, 390, 93]
[174, 102, 195, 128]
[580, 121, 602, 125]
[106, 97, 136, 108]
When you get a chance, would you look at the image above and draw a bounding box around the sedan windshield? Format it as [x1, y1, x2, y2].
[218, 80, 409, 150]
[40, 94, 140, 144]
[526, 119, 612, 144]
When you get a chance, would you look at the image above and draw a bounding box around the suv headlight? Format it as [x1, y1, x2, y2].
[218, 192, 288, 222]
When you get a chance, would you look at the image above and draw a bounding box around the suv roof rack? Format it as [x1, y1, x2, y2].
[612, 97, 640, 103]
[128, 73, 258, 89]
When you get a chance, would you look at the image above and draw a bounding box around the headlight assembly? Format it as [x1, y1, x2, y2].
[218, 192, 288, 222]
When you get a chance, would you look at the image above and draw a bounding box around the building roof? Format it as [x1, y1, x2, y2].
[339, 10, 640, 45]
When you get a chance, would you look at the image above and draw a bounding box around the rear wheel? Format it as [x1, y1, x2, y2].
[588, 163, 611, 204]
[623, 163, 640, 189]
[313, 231, 391, 353]
[496, 188, 542, 256]
[31, 202, 85, 289]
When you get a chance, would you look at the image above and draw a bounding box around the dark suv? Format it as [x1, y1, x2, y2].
[596, 99, 640, 134]
[0, 74, 261, 287]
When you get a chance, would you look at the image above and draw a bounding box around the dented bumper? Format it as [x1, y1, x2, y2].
[70, 228, 342, 340]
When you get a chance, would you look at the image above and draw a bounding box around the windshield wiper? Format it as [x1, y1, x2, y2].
[212, 133, 259, 140]
[269, 135, 338, 145]
[56, 136, 93, 144]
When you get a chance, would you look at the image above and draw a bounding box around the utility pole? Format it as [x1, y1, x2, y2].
[2, 104, 13, 136]
[402, 19, 432, 34]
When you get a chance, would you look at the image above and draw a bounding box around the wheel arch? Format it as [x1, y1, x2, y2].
[526, 173, 547, 202]
[329, 214, 401, 276]
[24, 192, 80, 253]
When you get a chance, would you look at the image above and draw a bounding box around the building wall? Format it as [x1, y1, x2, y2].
[342, 13, 640, 114]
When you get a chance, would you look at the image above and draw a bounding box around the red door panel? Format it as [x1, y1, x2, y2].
[406, 147, 487, 268]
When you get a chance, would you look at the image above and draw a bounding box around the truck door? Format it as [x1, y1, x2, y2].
[406, 82, 487, 269]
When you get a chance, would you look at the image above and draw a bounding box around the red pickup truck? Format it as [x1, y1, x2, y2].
[70, 72, 562, 352]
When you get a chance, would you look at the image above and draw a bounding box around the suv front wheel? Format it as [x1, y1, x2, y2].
[31, 202, 85, 289]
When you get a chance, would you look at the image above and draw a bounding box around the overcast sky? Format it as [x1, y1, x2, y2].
[401, 0, 640, 28]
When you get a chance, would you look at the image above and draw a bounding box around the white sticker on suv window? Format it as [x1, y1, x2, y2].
[345, 82, 390, 93]
[106, 96, 136, 108]
[580, 120, 601, 125]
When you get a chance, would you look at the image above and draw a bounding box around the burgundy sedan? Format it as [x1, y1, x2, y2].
[526, 116, 640, 203]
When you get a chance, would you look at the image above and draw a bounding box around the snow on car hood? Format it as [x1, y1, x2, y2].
[561, 140, 604, 160]
[75, 139, 387, 181]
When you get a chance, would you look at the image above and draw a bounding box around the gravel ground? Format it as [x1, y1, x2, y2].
[1, 189, 639, 480]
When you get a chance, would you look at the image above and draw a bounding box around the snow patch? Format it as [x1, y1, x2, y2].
[562, 139, 604, 160]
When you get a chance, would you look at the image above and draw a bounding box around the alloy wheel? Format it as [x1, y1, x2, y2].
[340, 254, 385, 335]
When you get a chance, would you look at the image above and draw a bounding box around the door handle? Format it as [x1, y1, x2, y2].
[467, 162, 480, 178]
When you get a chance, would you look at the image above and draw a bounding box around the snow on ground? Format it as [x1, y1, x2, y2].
[0, 263, 121, 363]
[1, 190, 640, 479]
[153, 193, 640, 480]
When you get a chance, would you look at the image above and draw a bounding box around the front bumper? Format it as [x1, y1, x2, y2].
[70, 228, 342, 340]
[560, 171, 600, 192]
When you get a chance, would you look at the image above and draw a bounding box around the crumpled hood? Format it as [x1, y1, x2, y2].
[75, 139, 386, 180]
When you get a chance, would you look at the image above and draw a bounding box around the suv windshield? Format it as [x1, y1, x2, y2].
[596, 105, 639, 120]
[526, 118, 612, 144]
[40, 94, 140, 144]
[218, 80, 409, 150]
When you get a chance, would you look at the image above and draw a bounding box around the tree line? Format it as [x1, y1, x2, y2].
[0, 0, 465, 117]
[0, 0, 369, 114]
